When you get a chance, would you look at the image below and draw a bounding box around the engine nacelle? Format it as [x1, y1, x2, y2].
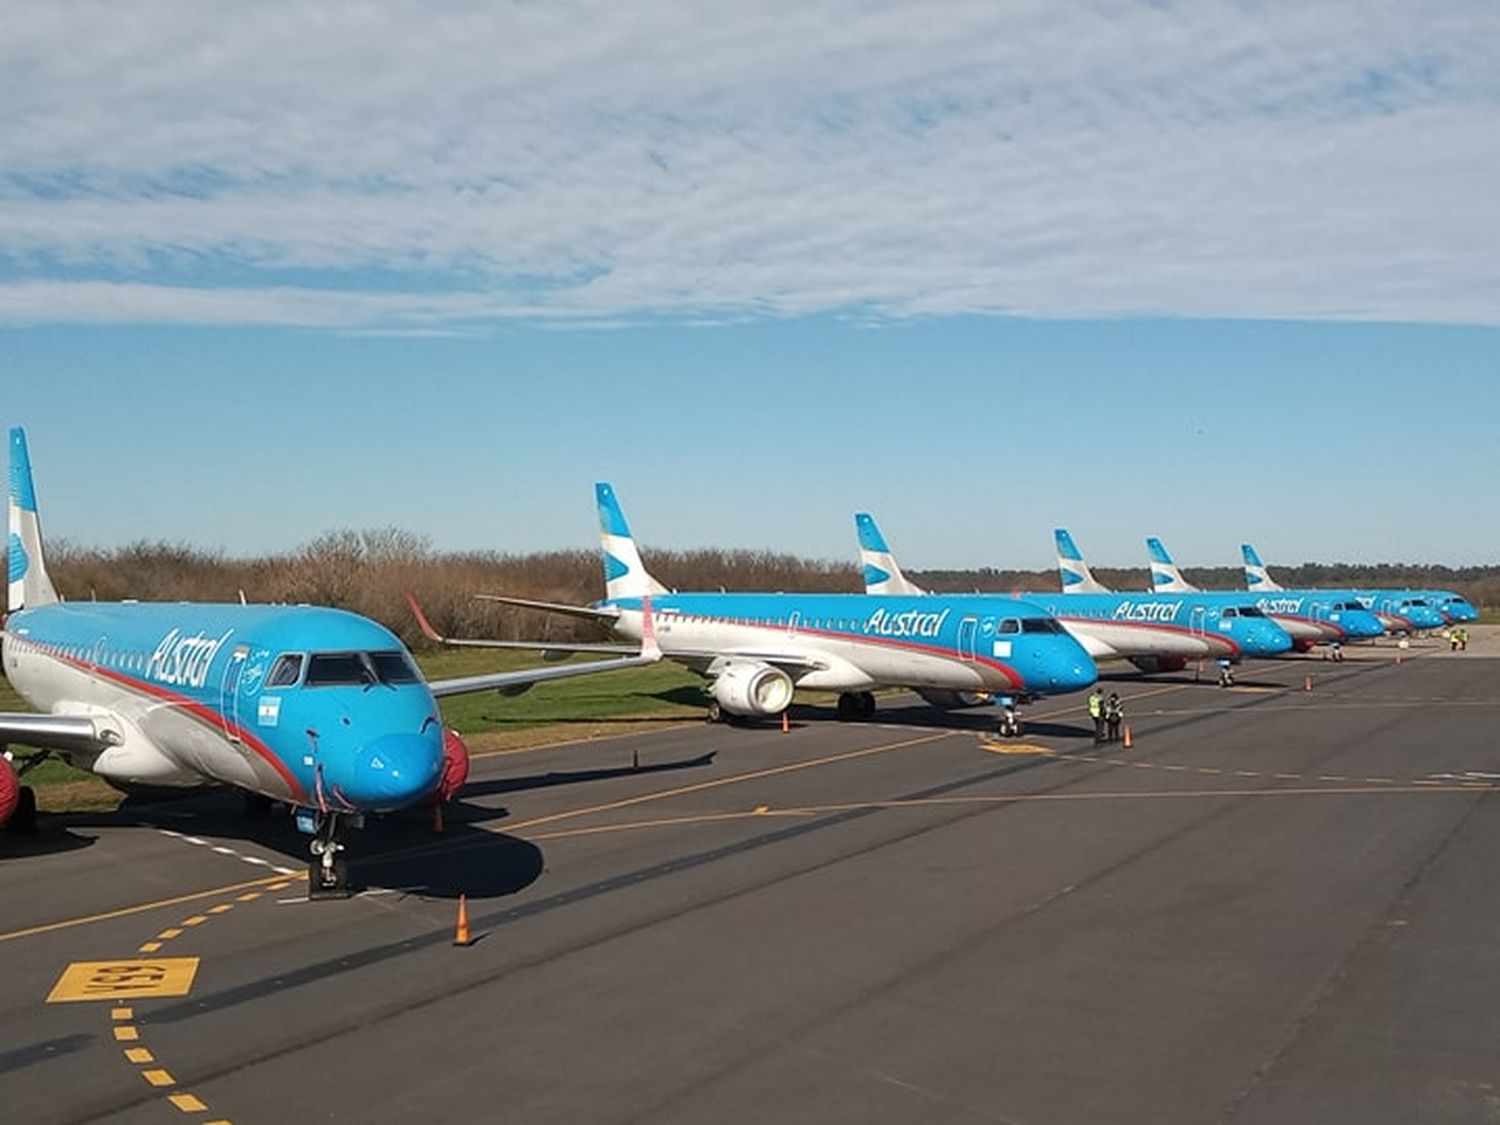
[436, 729, 470, 802]
[0, 754, 19, 827]
[711, 661, 794, 717]
[1128, 654, 1189, 674]
[917, 690, 989, 710]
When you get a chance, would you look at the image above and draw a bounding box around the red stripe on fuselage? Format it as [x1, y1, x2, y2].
[13, 638, 307, 802]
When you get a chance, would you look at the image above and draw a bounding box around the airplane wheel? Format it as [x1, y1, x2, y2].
[706, 700, 723, 724]
[308, 854, 351, 899]
[858, 692, 877, 719]
[836, 693, 859, 721]
[6, 786, 38, 834]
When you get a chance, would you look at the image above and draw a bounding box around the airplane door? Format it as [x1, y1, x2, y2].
[787, 611, 800, 639]
[959, 616, 979, 661]
[1190, 605, 1206, 637]
[220, 645, 249, 741]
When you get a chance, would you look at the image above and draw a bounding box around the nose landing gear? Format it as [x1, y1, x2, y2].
[307, 810, 351, 900]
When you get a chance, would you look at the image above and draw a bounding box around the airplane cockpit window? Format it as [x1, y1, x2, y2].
[266, 654, 306, 688]
[1236, 607, 1267, 617]
[1021, 618, 1064, 634]
[998, 618, 1021, 634]
[305, 650, 420, 687]
[1222, 608, 1239, 618]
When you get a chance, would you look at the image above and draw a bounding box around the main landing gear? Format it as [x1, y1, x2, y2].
[307, 810, 351, 900]
[836, 692, 877, 721]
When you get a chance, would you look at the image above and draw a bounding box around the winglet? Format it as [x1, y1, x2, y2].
[9, 427, 59, 612]
[639, 595, 662, 661]
[405, 592, 447, 645]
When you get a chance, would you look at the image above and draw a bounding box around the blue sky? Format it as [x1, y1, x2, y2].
[3, 2, 1498, 569]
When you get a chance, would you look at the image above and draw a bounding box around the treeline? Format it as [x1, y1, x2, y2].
[25, 533, 1500, 647]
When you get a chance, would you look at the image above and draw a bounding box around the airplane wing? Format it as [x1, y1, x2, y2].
[473, 593, 622, 622]
[0, 712, 121, 754]
[407, 594, 637, 654]
[419, 593, 663, 698]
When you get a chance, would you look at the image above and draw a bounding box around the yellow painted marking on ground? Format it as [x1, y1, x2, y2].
[208, 904, 234, 914]
[266, 882, 292, 892]
[977, 740, 1055, 756]
[142, 1068, 175, 1087]
[138, 941, 163, 953]
[530, 809, 814, 842]
[181, 915, 208, 927]
[169, 1093, 208, 1112]
[235, 892, 262, 902]
[124, 1047, 155, 1064]
[113, 1026, 140, 1042]
[0, 872, 298, 945]
[1365, 777, 1396, 784]
[111, 1007, 133, 1021]
[157, 928, 183, 939]
[1197, 768, 1221, 775]
[48, 958, 201, 1003]
[1227, 686, 1279, 693]
[753, 805, 769, 814]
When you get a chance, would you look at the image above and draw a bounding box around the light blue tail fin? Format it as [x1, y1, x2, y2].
[1054, 528, 1110, 594]
[1146, 537, 1199, 593]
[8, 428, 59, 612]
[595, 483, 668, 602]
[855, 512, 926, 595]
[1241, 543, 1283, 592]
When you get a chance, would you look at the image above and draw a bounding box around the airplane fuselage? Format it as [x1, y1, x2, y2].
[2, 602, 446, 812]
[603, 593, 1096, 698]
[1029, 592, 1294, 663]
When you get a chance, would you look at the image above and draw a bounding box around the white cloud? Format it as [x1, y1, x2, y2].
[2, 0, 1498, 327]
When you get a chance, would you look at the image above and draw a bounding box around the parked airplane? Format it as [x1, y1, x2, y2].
[860, 520, 1293, 676]
[0, 429, 660, 893]
[1238, 543, 1451, 633]
[1144, 537, 1385, 650]
[465, 484, 1096, 723]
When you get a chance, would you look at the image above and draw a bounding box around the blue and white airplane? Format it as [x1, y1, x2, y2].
[861, 521, 1292, 676]
[0, 429, 660, 894]
[1238, 543, 1453, 634]
[1146, 537, 1385, 650]
[470, 484, 1096, 723]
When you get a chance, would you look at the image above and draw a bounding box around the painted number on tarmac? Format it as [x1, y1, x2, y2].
[46, 958, 200, 1003]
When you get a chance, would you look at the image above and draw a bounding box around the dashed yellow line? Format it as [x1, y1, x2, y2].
[113, 1026, 140, 1042]
[169, 1092, 208, 1112]
[124, 1047, 155, 1064]
[182, 915, 208, 927]
[138, 941, 163, 954]
[142, 1068, 175, 1087]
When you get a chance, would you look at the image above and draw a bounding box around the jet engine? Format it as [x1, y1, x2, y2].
[710, 661, 794, 718]
[436, 729, 471, 802]
[1127, 655, 1189, 674]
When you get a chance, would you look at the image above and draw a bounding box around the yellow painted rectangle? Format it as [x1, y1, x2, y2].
[113, 1026, 140, 1042]
[168, 1092, 207, 1111]
[158, 928, 184, 939]
[111, 1006, 134, 1021]
[142, 1068, 175, 1087]
[236, 892, 261, 902]
[124, 1047, 155, 1064]
[48, 958, 201, 1003]
[208, 904, 234, 914]
[182, 916, 207, 927]
[138, 942, 163, 953]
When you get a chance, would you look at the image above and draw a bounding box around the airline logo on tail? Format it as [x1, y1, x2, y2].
[855, 512, 926, 596]
[1241, 543, 1284, 591]
[8, 427, 59, 611]
[1054, 528, 1110, 593]
[1146, 537, 1199, 594]
[596, 482, 668, 601]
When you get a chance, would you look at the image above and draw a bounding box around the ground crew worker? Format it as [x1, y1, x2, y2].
[1105, 692, 1124, 742]
[1450, 629, 1460, 652]
[1087, 688, 1106, 743]
[1459, 627, 1470, 651]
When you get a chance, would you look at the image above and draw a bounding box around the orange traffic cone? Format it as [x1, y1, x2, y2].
[453, 893, 471, 947]
[781, 710, 790, 734]
[1303, 674, 1313, 692]
[1122, 725, 1133, 749]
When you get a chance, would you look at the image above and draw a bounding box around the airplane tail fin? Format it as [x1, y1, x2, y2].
[595, 483, 669, 602]
[855, 512, 926, 595]
[1241, 543, 1284, 592]
[1146, 537, 1199, 593]
[1054, 528, 1110, 593]
[8, 427, 59, 612]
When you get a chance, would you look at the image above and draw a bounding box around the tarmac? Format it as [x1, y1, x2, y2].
[3, 632, 1499, 1124]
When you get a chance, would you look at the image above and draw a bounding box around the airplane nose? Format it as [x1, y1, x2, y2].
[1252, 623, 1293, 655]
[338, 733, 444, 809]
[1045, 644, 1097, 693]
